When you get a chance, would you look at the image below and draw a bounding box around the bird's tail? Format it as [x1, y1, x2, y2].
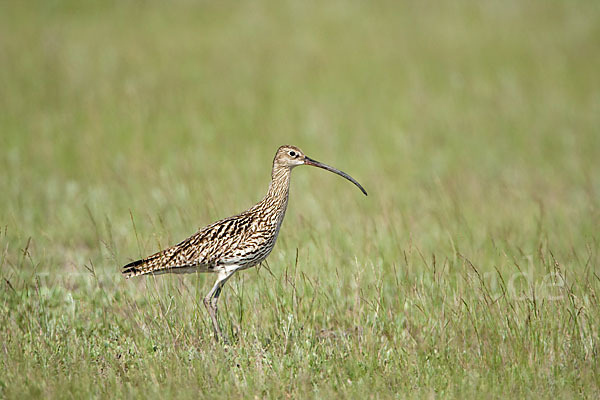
[122, 258, 145, 278]
[122, 253, 164, 278]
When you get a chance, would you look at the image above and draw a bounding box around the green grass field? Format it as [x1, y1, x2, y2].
[1, 1, 599, 398]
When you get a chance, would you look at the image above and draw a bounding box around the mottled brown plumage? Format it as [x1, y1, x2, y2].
[122, 145, 367, 342]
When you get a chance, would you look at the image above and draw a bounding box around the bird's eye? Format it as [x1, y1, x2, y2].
[289, 151, 296, 157]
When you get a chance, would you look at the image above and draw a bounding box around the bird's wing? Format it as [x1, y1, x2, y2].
[121, 213, 255, 278]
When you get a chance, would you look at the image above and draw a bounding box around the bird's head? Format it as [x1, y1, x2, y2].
[274, 145, 306, 168]
[273, 145, 367, 196]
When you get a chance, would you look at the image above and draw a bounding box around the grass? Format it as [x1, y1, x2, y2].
[1, 0, 599, 398]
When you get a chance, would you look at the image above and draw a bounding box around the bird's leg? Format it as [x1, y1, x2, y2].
[203, 269, 235, 343]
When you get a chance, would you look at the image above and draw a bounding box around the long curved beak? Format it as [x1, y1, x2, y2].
[304, 156, 368, 196]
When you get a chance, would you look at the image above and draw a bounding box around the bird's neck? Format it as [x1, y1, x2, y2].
[260, 164, 292, 216]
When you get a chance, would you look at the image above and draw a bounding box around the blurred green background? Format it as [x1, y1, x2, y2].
[1, 0, 599, 398]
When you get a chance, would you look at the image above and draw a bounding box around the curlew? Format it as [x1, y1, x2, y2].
[122, 145, 367, 342]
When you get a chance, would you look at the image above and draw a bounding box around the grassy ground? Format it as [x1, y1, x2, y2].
[1, 0, 599, 398]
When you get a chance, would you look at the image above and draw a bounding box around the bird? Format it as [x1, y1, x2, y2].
[122, 145, 367, 342]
